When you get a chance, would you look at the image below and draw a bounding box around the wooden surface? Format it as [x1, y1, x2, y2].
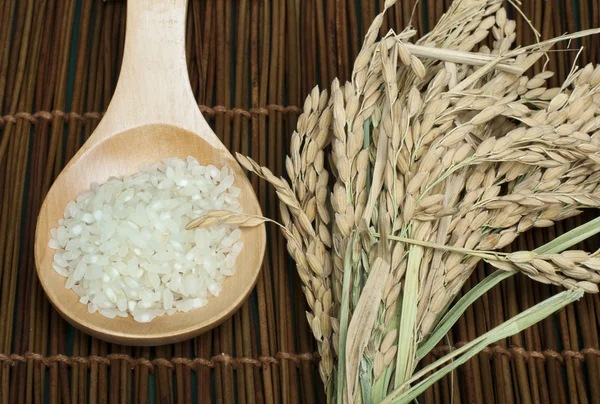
[1, 0, 600, 403]
[34, 0, 266, 345]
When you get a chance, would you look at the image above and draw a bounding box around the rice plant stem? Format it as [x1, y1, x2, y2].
[387, 236, 504, 261]
[336, 235, 356, 403]
[393, 246, 423, 388]
[403, 43, 523, 74]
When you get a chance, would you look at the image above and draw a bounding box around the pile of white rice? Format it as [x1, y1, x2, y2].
[49, 156, 243, 323]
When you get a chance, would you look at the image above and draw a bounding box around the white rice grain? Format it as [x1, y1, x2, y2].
[49, 156, 243, 322]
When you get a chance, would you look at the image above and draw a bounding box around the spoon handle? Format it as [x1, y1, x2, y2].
[92, 0, 214, 142]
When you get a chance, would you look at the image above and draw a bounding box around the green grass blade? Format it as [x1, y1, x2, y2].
[394, 246, 423, 388]
[417, 216, 600, 359]
[336, 237, 355, 403]
[384, 289, 583, 404]
[417, 270, 514, 359]
[534, 216, 600, 254]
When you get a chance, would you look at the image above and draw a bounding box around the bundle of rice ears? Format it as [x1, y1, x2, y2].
[191, 0, 600, 402]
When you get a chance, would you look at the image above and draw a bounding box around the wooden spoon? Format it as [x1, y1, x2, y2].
[34, 0, 266, 345]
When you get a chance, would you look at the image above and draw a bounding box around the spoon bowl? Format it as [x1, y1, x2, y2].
[34, 0, 266, 345]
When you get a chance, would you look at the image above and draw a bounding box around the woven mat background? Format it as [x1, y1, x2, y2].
[1, 1, 599, 403]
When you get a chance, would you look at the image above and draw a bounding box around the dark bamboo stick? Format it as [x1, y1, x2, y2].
[71, 337, 80, 403]
[6, 89, 34, 404]
[0, 0, 17, 114]
[65, 0, 92, 160]
[220, 321, 235, 404]
[196, 333, 212, 403]
[85, 10, 106, 403]
[302, 0, 314, 96]
[6, 2, 45, 403]
[506, 275, 533, 404]
[287, 0, 300, 133]
[223, 0, 232, 148]
[117, 1, 126, 76]
[139, 347, 151, 404]
[467, 270, 488, 404]
[190, 0, 202, 100]
[183, 342, 192, 403]
[240, 2, 250, 159]
[456, 278, 482, 403]
[285, 271, 299, 404]
[283, 3, 301, 402]
[420, 354, 435, 404]
[195, 9, 216, 399]
[564, 218, 590, 403]
[41, 0, 70, 190]
[46, 2, 76, 402]
[79, 334, 89, 404]
[99, 340, 109, 404]
[254, 0, 276, 401]
[526, 285, 550, 404]
[175, 343, 186, 404]
[301, 2, 310, 103]
[186, 3, 198, 95]
[234, 312, 248, 404]
[25, 124, 46, 404]
[110, 344, 121, 404]
[427, 0, 435, 31]
[266, 0, 284, 402]
[275, 1, 290, 402]
[0, 5, 30, 368]
[156, 345, 173, 404]
[122, 345, 130, 404]
[214, 334, 224, 404]
[200, 0, 213, 104]
[314, 0, 329, 85]
[295, 275, 316, 404]
[335, 0, 348, 80]
[591, 0, 599, 64]
[435, 0, 443, 27]
[242, 303, 257, 404]
[83, 0, 104, 139]
[450, 333, 461, 404]
[413, 0, 422, 36]
[250, 306, 266, 404]
[1, 0, 27, 115]
[581, 213, 600, 404]
[233, 0, 249, 158]
[346, 0, 359, 61]
[236, 10, 253, 399]
[109, 1, 122, 98]
[393, 0, 403, 33]
[49, 310, 60, 404]
[520, 230, 544, 404]
[473, 264, 498, 404]
[490, 274, 514, 404]
[214, 0, 226, 142]
[63, 5, 92, 402]
[25, 14, 55, 392]
[561, 303, 585, 403]
[325, 0, 337, 82]
[28, 9, 56, 389]
[27, 9, 56, 402]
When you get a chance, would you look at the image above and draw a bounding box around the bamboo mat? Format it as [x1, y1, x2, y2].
[0, 1, 599, 403]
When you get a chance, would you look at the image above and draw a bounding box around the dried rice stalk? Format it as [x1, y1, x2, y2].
[234, 0, 600, 401]
[237, 85, 338, 387]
